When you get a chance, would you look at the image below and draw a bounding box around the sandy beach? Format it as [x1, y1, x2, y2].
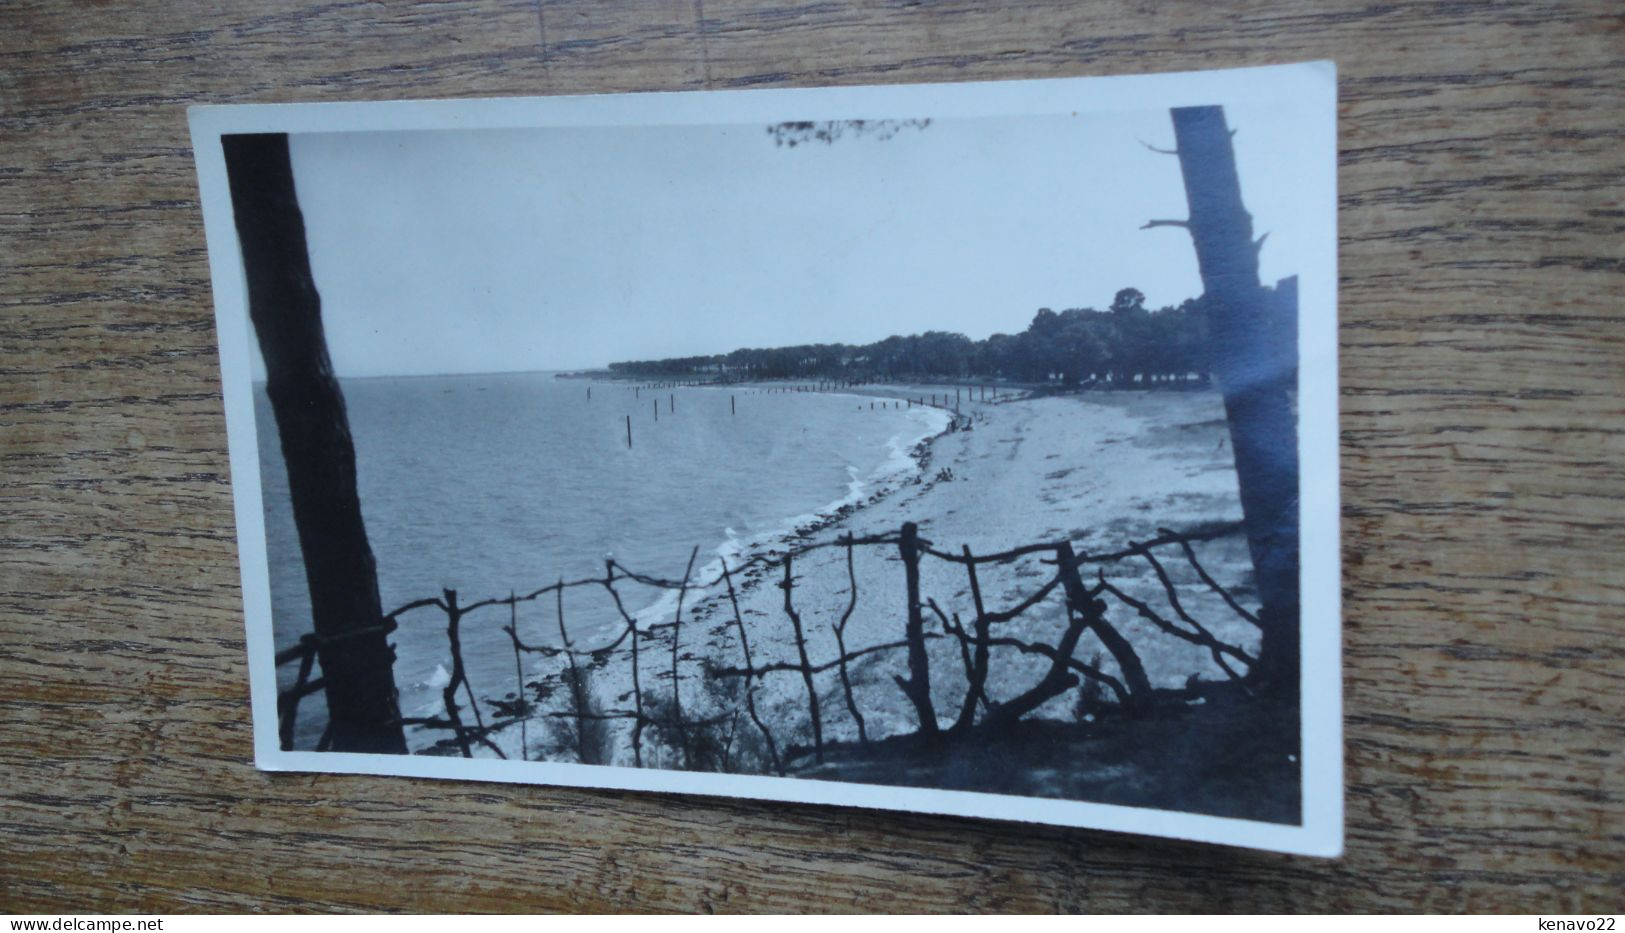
[550, 383, 1261, 775]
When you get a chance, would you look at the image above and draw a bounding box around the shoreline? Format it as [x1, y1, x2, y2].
[588, 383, 955, 669]
[442, 384, 1257, 771]
[708, 385, 1254, 761]
[584, 380, 964, 677]
[414, 380, 958, 759]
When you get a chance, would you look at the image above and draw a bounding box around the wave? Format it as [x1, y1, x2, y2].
[618, 398, 950, 631]
[434, 389, 952, 741]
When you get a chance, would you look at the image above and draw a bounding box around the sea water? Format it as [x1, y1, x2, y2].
[253, 373, 944, 749]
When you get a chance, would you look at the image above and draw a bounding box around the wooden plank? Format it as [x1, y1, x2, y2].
[2, 0, 1621, 913]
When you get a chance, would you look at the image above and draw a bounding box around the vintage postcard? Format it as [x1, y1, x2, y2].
[190, 61, 1341, 856]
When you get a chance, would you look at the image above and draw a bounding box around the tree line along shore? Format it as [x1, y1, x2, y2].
[597, 281, 1296, 390]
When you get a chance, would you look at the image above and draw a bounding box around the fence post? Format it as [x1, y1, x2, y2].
[978, 551, 1095, 732]
[722, 561, 784, 775]
[951, 546, 992, 735]
[1058, 543, 1151, 704]
[440, 588, 473, 758]
[556, 581, 592, 765]
[608, 562, 645, 769]
[510, 592, 527, 760]
[277, 647, 317, 751]
[832, 536, 869, 747]
[670, 546, 698, 770]
[781, 554, 823, 762]
[896, 522, 940, 738]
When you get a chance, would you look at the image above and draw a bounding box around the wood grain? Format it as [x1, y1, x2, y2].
[2, 0, 1622, 913]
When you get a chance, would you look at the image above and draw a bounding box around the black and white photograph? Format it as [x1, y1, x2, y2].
[191, 63, 1341, 856]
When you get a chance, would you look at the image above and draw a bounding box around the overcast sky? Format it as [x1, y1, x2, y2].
[272, 103, 1308, 379]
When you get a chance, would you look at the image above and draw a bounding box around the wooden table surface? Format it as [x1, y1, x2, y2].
[3, 0, 1621, 914]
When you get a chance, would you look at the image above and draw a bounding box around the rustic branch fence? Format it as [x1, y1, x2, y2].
[275, 521, 1260, 770]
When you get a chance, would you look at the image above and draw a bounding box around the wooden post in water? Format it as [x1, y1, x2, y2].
[669, 393, 674, 414]
[653, 399, 658, 422]
[587, 385, 592, 400]
[626, 415, 632, 448]
[731, 395, 736, 415]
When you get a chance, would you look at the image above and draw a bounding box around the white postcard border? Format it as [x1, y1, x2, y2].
[189, 61, 1342, 858]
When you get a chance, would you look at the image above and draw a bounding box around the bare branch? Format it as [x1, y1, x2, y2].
[721, 559, 783, 775]
[1162, 528, 1261, 627]
[780, 553, 823, 762]
[669, 545, 699, 769]
[279, 520, 1258, 763]
[831, 536, 869, 746]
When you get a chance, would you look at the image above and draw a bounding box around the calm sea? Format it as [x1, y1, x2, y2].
[254, 372, 942, 748]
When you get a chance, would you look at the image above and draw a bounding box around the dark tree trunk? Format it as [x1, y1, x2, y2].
[1167, 106, 1301, 698]
[223, 133, 406, 754]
